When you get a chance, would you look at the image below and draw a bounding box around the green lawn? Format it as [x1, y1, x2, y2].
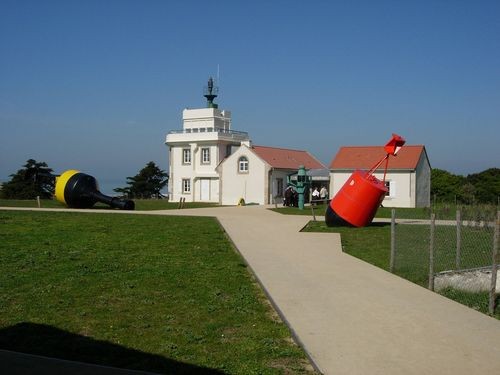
[0, 199, 66, 209]
[271, 203, 498, 221]
[0, 210, 315, 374]
[0, 199, 219, 211]
[376, 204, 498, 221]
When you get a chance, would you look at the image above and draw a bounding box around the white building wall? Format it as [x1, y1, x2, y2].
[193, 143, 218, 174]
[182, 108, 231, 131]
[415, 153, 431, 207]
[380, 171, 413, 208]
[220, 146, 268, 205]
[169, 144, 195, 202]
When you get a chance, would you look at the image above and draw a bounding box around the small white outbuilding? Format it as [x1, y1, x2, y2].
[329, 145, 431, 208]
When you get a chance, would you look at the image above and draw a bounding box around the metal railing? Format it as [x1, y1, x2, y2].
[167, 128, 248, 137]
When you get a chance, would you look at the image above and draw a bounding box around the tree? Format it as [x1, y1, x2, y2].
[0, 159, 54, 199]
[430, 168, 465, 202]
[114, 161, 168, 199]
[465, 168, 500, 204]
[431, 167, 500, 204]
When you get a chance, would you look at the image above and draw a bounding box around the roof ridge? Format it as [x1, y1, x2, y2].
[252, 144, 307, 153]
[340, 145, 424, 148]
[330, 145, 427, 170]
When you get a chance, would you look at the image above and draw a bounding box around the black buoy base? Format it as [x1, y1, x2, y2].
[91, 191, 135, 210]
[64, 172, 135, 210]
[325, 204, 353, 227]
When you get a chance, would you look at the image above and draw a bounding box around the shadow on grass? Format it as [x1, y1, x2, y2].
[365, 222, 391, 227]
[321, 221, 392, 228]
[0, 323, 224, 374]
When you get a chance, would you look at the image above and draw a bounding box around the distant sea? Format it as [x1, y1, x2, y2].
[96, 178, 127, 196]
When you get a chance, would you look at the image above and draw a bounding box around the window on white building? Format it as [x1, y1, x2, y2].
[182, 179, 191, 193]
[183, 149, 191, 164]
[201, 148, 210, 164]
[238, 156, 249, 173]
[384, 181, 396, 198]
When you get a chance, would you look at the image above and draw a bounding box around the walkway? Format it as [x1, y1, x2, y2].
[2, 205, 500, 374]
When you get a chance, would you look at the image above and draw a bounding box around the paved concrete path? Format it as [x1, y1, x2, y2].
[2, 206, 500, 374]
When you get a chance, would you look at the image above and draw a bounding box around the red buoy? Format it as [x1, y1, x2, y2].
[326, 170, 387, 227]
[325, 134, 405, 227]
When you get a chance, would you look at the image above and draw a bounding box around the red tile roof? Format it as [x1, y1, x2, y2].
[252, 145, 325, 169]
[329, 145, 427, 170]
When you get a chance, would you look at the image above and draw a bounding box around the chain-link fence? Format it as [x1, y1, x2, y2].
[391, 208, 499, 317]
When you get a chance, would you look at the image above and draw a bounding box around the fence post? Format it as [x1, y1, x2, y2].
[390, 209, 396, 273]
[36, 196, 41, 208]
[489, 211, 499, 315]
[428, 213, 435, 291]
[456, 209, 462, 270]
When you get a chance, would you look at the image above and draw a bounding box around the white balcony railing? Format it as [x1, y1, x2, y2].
[168, 127, 248, 137]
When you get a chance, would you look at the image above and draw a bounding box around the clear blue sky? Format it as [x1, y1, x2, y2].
[1, 0, 499, 194]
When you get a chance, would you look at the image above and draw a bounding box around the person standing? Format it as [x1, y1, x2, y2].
[312, 187, 320, 205]
[320, 185, 328, 204]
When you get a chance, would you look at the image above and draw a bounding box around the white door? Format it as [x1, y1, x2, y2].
[200, 179, 210, 201]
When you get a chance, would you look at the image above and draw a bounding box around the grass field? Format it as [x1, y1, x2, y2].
[271, 203, 499, 221]
[0, 199, 219, 211]
[0, 210, 315, 374]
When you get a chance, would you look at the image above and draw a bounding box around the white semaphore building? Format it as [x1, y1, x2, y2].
[165, 78, 250, 203]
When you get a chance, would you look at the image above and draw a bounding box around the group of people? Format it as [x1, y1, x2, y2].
[283, 185, 298, 207]
[312, 186, 329, 204]
[283, 185, 329, 207]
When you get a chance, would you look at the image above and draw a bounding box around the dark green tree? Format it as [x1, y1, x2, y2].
[430, 168, 465, 203]
[431, 167, 500, 204]
[465, 168, 500, 204]
[0, 159, 54, 199]
[114, 161, 168, 199]
[460, 183, 476, 205]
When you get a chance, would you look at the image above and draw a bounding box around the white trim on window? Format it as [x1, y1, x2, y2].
[182, 149, 191, 164]
[182, 178, 191, 193]
[201, 147, 210, 164]
[238, 156, 249, 173]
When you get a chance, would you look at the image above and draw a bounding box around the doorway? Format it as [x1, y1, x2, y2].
[200, 179, 210, 201]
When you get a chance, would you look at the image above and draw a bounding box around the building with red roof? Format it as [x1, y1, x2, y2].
[218, 144, 327, 205]
[329, 145, 431, 207]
